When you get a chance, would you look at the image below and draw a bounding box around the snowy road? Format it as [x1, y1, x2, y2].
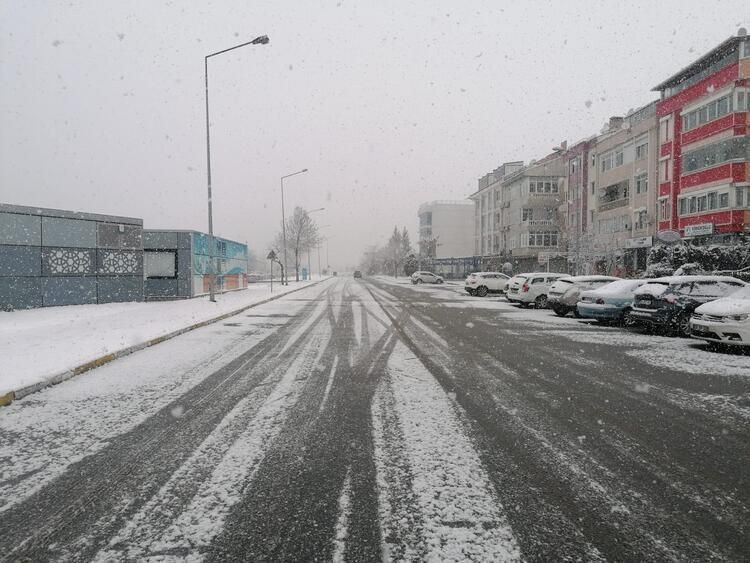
[1, 277, 748, 561]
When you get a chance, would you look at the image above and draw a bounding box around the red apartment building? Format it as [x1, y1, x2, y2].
[653, 33, 750, 243]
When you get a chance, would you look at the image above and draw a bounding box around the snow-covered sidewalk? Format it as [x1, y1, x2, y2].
[0, 280, 321, 398]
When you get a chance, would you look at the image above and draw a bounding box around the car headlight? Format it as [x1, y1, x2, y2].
[728, 314, 749, 322]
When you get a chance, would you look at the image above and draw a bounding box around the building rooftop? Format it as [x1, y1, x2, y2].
[651, 34, 744, 92]
[0, 203, 143, 225]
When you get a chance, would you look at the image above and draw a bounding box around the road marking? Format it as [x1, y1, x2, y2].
[319, 355, 339, 413]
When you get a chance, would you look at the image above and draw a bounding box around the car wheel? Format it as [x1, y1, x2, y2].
[622, 309, 636, 327]
[416, 279, 423, 284]
[676, 313, 691, 337]
[535, 294, 548, 309]
[466, 289, 475, 296]
[436, 279, 444, 284]
[552, 305, 566, 317]
[573, 308, 581, 318]
[476, 286, 489, 297]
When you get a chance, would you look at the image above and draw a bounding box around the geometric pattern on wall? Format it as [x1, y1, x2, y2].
[100, 250, 140, 274]
[45, 248, 93, 274]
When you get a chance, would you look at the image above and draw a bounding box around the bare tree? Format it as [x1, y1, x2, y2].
[273, 206, 320, 282]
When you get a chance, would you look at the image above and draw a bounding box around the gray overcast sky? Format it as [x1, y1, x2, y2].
[1, 1, 747, 268]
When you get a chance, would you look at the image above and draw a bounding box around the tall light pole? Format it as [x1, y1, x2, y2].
[280, 168, 308, 285]
[205, 34, 269, 302]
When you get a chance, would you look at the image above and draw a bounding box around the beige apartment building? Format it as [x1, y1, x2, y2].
[588, 101, 659, 275]
[469, 162, 523, 256]
[500, 153, 568, 272]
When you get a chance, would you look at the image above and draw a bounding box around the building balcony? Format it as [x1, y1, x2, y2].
[527, 219, 556, 227]
[598, 197, 630, 212]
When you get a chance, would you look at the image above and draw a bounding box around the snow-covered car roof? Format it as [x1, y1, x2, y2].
[467, 272, 509, 277]
[518, 272, 570, 278]
[641, 275, 747, 285]
[695, 285, 750, 316]
[564, 275, 620, 283]
[581, 279, 648, 298]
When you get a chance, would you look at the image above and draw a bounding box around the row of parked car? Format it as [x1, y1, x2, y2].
[461, 270, 750, 349]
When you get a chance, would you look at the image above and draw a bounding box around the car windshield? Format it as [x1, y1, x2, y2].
[3, 6, 750, 562]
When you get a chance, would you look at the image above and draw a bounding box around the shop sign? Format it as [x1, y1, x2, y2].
[684, 223, 714, 237]
[624, 236, 653, 249]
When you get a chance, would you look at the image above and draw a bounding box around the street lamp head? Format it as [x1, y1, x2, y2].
[302, 168, 308, 172]
[252, 35, 270, 45]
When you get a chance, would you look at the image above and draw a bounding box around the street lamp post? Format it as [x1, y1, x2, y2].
[205, 34, 269, 302]
[280, 168, 308, 285]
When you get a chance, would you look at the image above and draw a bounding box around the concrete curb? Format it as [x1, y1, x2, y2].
[4, 280, 326, 406]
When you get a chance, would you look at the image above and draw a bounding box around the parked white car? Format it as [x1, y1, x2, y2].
[506, 272, 570, 308]
[690, 284, 750, 347]
[411, 271, 444, 284]
[464, 272, 510, 297]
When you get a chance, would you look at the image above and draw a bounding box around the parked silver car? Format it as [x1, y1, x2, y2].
[548, 276, 620, 317]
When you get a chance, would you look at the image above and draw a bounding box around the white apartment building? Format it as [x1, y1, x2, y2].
[417, 200, 474, 259]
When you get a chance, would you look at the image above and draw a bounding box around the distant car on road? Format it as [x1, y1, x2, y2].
[547, 275, 620, 316]
[353, 270, 362, 278]
[506, 272, 570, 308]
[464, 272, 510, 296]
[690, 284, 750, 348]
[577, 279, 650, 325]
[631, 275, 746, 336]
[411, 271, 444, 284]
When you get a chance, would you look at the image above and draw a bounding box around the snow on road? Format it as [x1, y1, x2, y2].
[0, 285, 325, 513]
[372, 340, 520, 561]
[0, 280, 318, 395]
[95, 309, 332, 560]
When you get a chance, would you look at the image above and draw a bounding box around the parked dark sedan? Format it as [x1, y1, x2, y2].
[630, 275, 746, 336]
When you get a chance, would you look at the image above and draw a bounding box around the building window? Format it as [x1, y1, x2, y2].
[635, 173, 648, 194]
[738, 90, 746, 111]
[634, 210, 648, 230]
[682, 136, 749, 174]
[719, 192, 729, 208]
[682, 93, 734, 132]
[635, 141, 648, 160]
[591, 181, 595, 195]
[615, 149, 624, 167]
[527, 231, 558, 247]
[659, 116, 672, 143]
[658, 197, 671, 221]
[737, 186, 745, 207]
[707, 192, 717, 210]
[522, 208, 533, 221]
[659, 159, 671, 182]
[145, 250, 177, 279]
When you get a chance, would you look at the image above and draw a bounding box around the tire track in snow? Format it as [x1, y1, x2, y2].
[93, 320, 331, 560]
[372, 341, 520, 561]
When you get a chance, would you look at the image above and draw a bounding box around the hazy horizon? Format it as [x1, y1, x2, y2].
[2, 0, 748, 269]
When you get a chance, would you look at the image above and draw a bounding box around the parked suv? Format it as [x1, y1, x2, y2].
[465, 272, 510, 296]
[630, 275, 746, 336]
[506, 272, 570, 308]
[548, 276, 620, 317]
[411, 271, 444, 284]
[353, 270, 362, 278]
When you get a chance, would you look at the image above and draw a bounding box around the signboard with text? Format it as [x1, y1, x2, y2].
[684, 223, 714, 237]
